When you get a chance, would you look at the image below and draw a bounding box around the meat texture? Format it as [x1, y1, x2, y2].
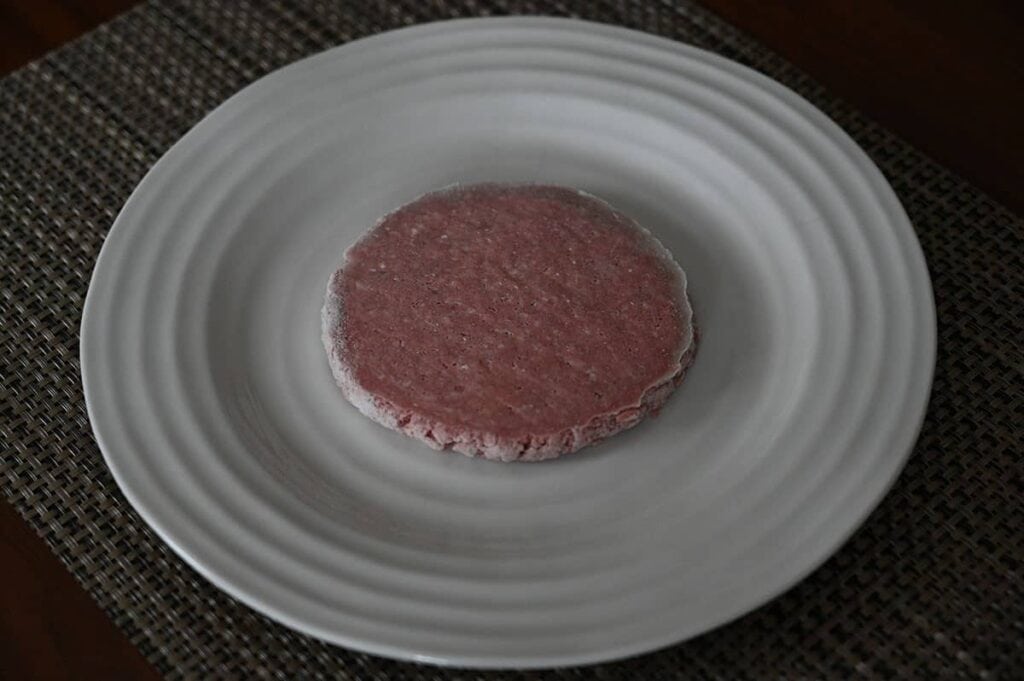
[322, 184, 696, 461]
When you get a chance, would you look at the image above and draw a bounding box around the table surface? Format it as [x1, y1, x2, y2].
[0, 1, 1021, 679]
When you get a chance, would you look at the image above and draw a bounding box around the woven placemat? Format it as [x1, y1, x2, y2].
[2, 0, 1022, 678]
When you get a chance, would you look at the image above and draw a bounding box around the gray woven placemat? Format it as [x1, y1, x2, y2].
[2, 0, 1022, 678]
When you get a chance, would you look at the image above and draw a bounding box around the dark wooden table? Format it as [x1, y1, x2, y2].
[1, 1, 1021, 678]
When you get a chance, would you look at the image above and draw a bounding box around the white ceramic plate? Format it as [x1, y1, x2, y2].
[82, 18, 935, 668]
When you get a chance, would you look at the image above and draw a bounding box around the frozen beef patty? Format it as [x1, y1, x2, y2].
[322, 184, 696, 461]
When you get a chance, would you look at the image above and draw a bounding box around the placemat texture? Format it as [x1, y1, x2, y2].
[1, 0, 1022, 678]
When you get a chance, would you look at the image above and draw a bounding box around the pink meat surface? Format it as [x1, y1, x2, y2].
[322, 184, 696, 461]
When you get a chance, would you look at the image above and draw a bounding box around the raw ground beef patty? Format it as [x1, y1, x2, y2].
[322, 184, 697, 462]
